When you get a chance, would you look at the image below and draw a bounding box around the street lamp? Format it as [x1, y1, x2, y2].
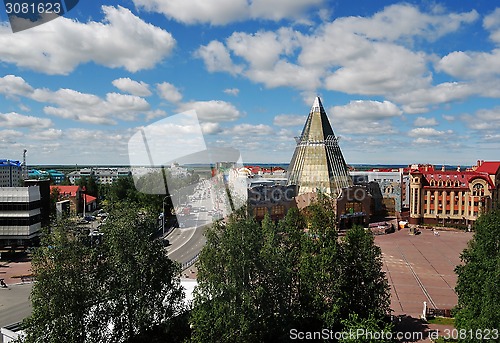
[162, 194, 172, 236]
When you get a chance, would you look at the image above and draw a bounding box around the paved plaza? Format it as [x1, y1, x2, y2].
[375, 227, 473, 318]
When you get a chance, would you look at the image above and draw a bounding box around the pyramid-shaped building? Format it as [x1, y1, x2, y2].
[287, 96, 352, 196]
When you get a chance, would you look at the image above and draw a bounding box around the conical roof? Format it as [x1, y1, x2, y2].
[287, 96, 352, 196]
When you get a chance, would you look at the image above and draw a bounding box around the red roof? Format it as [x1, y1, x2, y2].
[84, 194, 97, 204]
[475, 161, 500, 175]
[50, 185, 81, 197]
[420, 170, 493, 189]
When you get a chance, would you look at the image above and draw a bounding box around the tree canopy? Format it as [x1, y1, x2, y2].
[454, 209, 500, 342]
[23, 203, 186, 343]
[190, 199, 391, 342]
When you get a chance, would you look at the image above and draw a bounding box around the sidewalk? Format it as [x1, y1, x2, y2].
[0, 255, 32, 286]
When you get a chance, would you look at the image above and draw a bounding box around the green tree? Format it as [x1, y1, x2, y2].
[338, 226, 391, 321]
[191, 209, 269, 342]
[23, 222, 100, 343]
[454, 210, 500, 342]
[98, 203, 185, 342]
[191, 198, 392, 341]
[23, 204, 186, 343]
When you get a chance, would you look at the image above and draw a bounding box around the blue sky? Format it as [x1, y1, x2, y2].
[0, 0, 499, 166]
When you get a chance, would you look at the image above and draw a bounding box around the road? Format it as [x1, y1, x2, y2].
[165, 179, 222, 267]
[0, 283, 32, 342]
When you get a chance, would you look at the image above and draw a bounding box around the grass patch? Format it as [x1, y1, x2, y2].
[427, 316, 455, 326]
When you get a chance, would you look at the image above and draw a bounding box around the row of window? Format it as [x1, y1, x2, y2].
[0, 215, 41, 226]
[0, 201, 41, 211]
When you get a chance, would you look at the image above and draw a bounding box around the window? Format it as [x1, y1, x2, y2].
[472, 183, 484, 196]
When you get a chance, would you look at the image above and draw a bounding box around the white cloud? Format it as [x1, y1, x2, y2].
[0, 6, 175, 74]
[195, 41, 243, 75]
[223, 88, 239, 96]
[177, 100, 242, 122]
[0, 75, 33, 98]
[31, 128, 63, 140]
[324, 44, 430, 95]
[413, 137, 438, 145]
[462, 107, 500, 131]
[483, 8, 500, 44]
[194, 4, 480, 106]
[112, 78, 152, 97]
[0, 129, 23, 144]
[132, 0, 325, 25]
[273, 114, 307, 127]
[391, 82, 475, 112]
[226, 29, 300, 70]
[329, 4, 478, 43]
[330, 100, 402, 120]
[0, 77, 153, 125]
[248, 60, 322, 90]
[413, 117, 438, 126]
[156, 82, 182, 103]
[200, 122, 223, 135]
[223, 123, 274, 136]
[442, 115, 455, 121]
[408, 127, 451, 137]
[0, 112, 52, 128]
[436, 50, 500, 80]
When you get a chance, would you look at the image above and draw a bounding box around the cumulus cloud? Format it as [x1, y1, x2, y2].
[391, 82, 475, 112]
[223, 123, 274, 136]
[483, 8, 500, 44]
[177, 100, 242, 122]
[195, 41, 243, 75]
[413, 117, 438, 126]
[408, 127, 451, 137]
[330, 100, 402, 120]
[329, 4, 478, 43]
[112, 78, 152, 97]
[0, 6, 175, 74]
[462, 107, 500, 131]
[273, 114, 307, 127]
[156, 82, 182, 103]
[436, 50, 500, 81]
[0, 75, 34, 98]
[0, 112, 52, 128]
[31, 128, 63, 140]
[194, 4, 480, 106]
[132, 0, 324, 25]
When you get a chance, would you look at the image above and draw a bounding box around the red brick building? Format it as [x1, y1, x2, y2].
[409, 161, 500, 227]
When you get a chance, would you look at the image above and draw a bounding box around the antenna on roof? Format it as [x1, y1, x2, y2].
[22, 149, 28, 180]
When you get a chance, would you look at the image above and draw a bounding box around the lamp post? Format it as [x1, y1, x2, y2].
[162, 194, 171, 236]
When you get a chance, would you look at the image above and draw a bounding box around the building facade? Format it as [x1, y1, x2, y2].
[68, 167, 131, 185]
[351, 169, 403, 216]
[0, 186, 42, 249]
[0, 160, 23, 187]
[409, 161, 500, 227]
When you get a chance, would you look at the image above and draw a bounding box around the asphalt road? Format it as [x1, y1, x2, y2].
[0, 283, 32, 341]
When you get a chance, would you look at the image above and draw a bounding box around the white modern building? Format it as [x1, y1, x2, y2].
[0, 159, 23, 187]
[0, 186, 42, 248]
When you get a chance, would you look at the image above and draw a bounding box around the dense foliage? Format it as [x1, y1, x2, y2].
[23, 204, 186, 343]
[190, 198, 391, 342]
[454, 210, 500, 343]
